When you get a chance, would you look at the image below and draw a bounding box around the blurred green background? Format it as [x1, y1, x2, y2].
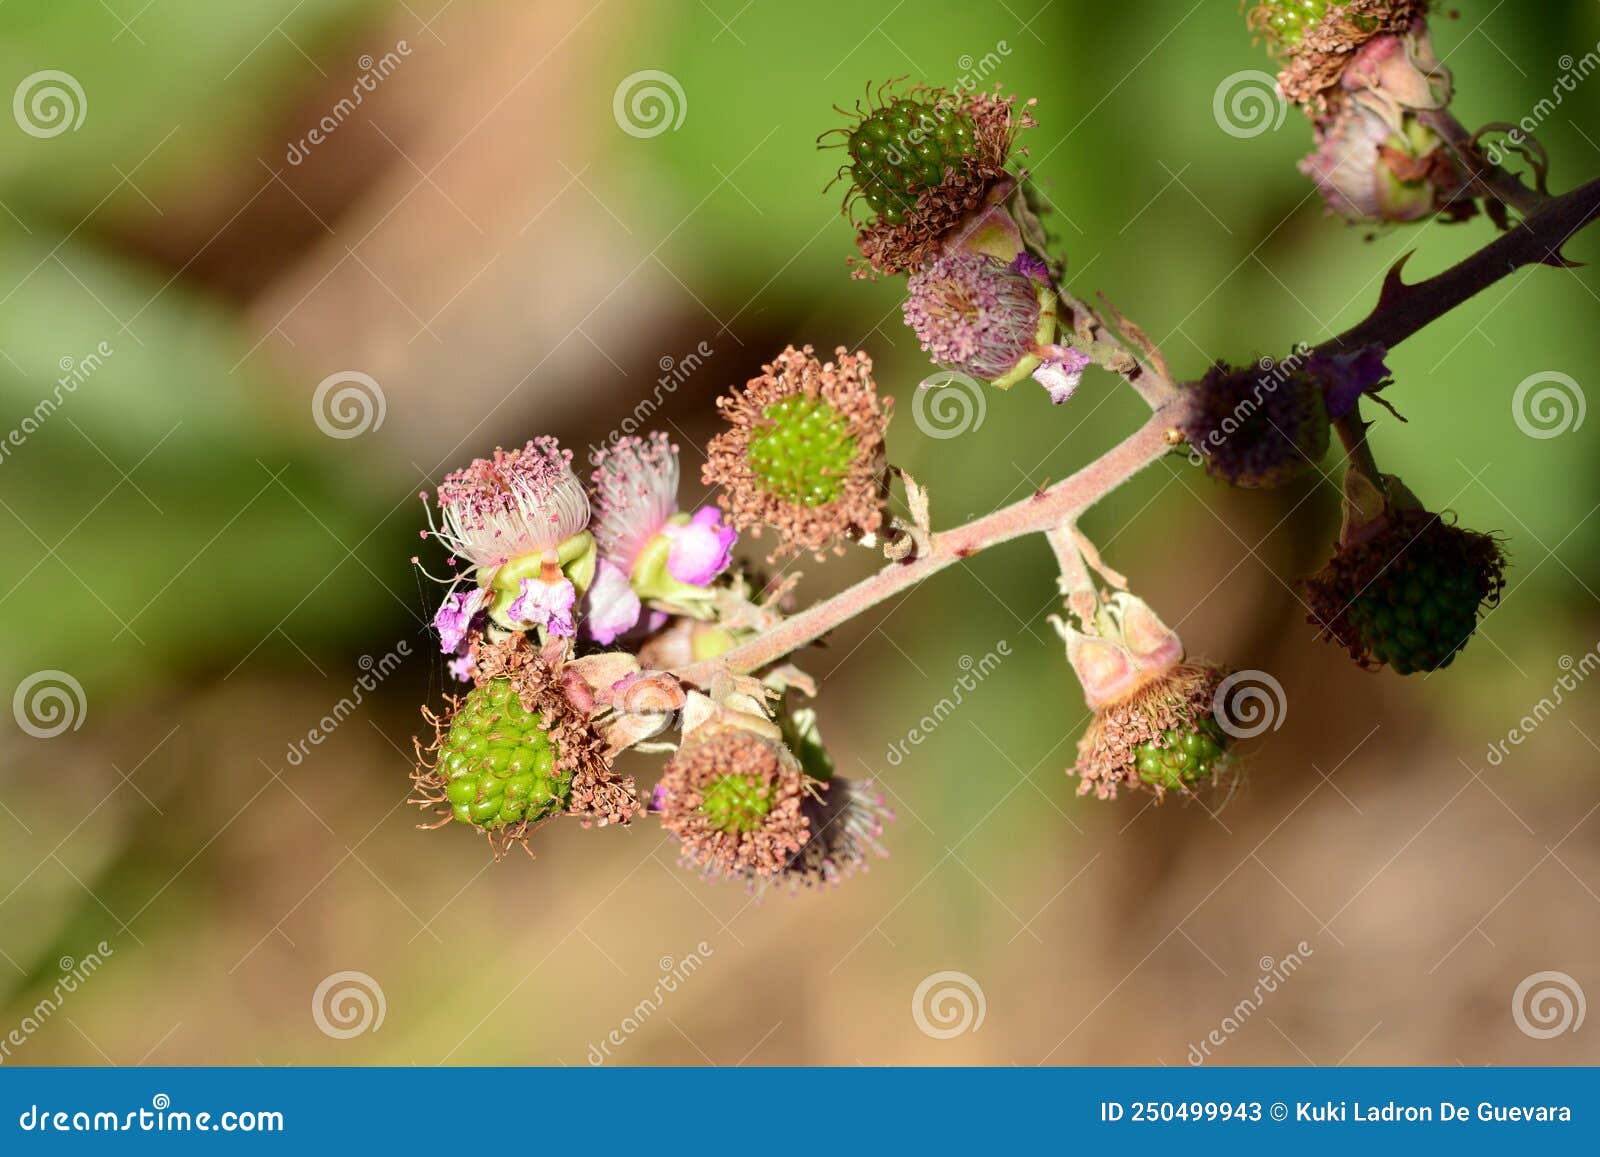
[1, 0, 1597, 1065]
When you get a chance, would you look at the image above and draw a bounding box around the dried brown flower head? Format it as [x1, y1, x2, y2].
[1073, 661, 1232, 801]
[1304, 507, 1508, 674]
[703, 345, 892, 561]
[657, 724, 813, 880]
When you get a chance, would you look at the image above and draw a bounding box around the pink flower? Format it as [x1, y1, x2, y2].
[426, 437, 590, 569]
[582, 559, 643, 645]
[590, 433, 736, 588]
[663, 507, 737, 586]
[447, 652, 477, 683]
[433, 587, 489, 654]
[590, 433, 680, 573]
[507, 576, 577, 637]
[903, 251, 1043, 382]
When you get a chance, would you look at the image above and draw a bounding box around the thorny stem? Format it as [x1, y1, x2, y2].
[1314, 175, 1600, 360]
[672, 174, 1600, 688]
[1421, 108, 1549, 218]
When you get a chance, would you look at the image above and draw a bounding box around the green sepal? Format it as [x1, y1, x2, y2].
[631, 521, 717, 608]
[482, 531, 596, 630]
[780, 706, 835, 784]
[989, 286, 1057, 391]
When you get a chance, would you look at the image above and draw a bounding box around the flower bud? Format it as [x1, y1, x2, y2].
[1300, 101, 1464, 224]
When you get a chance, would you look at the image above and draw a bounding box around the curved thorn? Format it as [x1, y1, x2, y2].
[1377, 250, 1418, 310]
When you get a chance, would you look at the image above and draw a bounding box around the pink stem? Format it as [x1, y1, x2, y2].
[673, 416, 1176, 684]
[671, 173, 1600, 689]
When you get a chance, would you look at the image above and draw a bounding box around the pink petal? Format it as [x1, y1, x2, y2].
[663, 508, 736, 587]
[433, 587, 489, 654]
[508, 576, 577, 637]
[582, 559, 642, 645]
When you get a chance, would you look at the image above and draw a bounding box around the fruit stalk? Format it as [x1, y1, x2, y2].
[672, 174, 1600, 688]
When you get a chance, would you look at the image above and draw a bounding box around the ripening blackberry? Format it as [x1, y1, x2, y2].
[1135, 719, 1230, 791]
[823, 82, 1036, 277]
[412, 635, 639, 855]
[847, 99, 977, 225]
[1249, 0, 1335, 47]
[1057, 593, 1235, 801]
[1305, 507, 1508, 674]
[1247, 0, 1435, 112]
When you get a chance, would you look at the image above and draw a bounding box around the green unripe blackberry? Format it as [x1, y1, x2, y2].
[1135, 718, 1229, 791]
[437, 678, 570, 829]
[747, 395, 858, 508]
[1306, 508, 1507, 676]
[699, 773, 774, 833]
[1344, 557, 1484, 674]
[848, 99, 976, 224]
[1252, 0, 1333, 45]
